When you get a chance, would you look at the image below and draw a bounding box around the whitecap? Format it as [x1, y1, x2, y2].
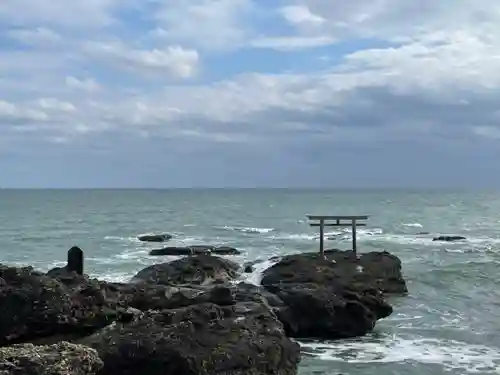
[402, 223, 424, 228]
[300, 336, 500, 373]
[215, 226, 275, 234]
[240, 257, 281, 285]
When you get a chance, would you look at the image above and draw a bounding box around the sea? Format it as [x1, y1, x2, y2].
[1, 188, 500, 375]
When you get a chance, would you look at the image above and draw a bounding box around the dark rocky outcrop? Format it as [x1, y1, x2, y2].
[149, 245, 241, 256]
[432, 235, 466, 242]
[260, 250, 405, 340]
[262, 250, 407, 294]
[0, 265, 75, 345]
[137, 234, 172, 242]
[0, 341, 103, 375]
[267, 283, 392, 339]
[0, 245, 408, 374]
[131, 255, 240, 286]
[80, 302, 301, 375]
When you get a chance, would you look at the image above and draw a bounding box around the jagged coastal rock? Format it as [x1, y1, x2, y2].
[131, 254, 240, 286]
[0, 341, 103, 375]
[0, 248, 407, 375]
[79, 302, 300, 375]
[260, 249, 406, 339]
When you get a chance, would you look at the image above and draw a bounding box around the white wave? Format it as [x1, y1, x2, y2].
[104, 235, 141, 243]
[273, 233, 318, 241]
[216, 226, 275, 234]
[301, 336, 500, 373]
[402, 222, 424, 228]
[96, 271, 134, 283]
[240, 258, 280, 285]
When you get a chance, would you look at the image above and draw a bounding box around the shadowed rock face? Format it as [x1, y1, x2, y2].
[0, 341, 103, 375]
[0, 264, 130, 346]
[260, 250, 405, 340]
[130, 255, 241, 286]
[79, 302, 301, 375]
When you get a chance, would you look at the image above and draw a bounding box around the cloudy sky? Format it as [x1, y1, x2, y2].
[1, 0, 499, 188]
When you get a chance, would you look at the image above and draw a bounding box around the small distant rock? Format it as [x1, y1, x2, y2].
[0, 341, 103, 375]
[149, 245, 240, 256]
[137, 234, 172, 242]
[432, 235, 466, 242]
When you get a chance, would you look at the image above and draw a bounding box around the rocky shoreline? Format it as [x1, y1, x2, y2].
[0, 248, 407, 375]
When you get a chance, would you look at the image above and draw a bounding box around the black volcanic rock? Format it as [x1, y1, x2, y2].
[131, 255, 240, 286]
[260, 250, 405, 340]
[80, 302, 301, 375]
[0, 341, 103, 375]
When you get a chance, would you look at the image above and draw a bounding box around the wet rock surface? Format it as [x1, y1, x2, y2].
[0, 341, 103, 375]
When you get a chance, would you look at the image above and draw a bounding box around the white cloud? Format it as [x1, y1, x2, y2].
[280, 5, 326, 28]
[0, 0, 121, 29]
[250, 35, 334, 50]
[65, 76, 101, 92]
[282, 0, 500, 42]
[2, 0, 500, 187]
[83, 42, 200, 78]
[7, 27, 62, 46]
[152, 0, 255, 50]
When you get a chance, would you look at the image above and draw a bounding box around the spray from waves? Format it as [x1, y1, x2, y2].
[215, 226, 275, 234]
[240, 258, 281, 285]
[272, 228, 384, 242]
[300, 336, 500, 374]
[104, 235, 141, 243]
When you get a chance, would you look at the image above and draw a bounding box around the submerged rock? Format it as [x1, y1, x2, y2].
[137, 234, 172, 242]
[80, 302, 301, 375]
[0, 341, 103, 375]
[432, 235, 466, 242]
[260, 250, 405, 340]
[131, 255, 240, 286]
[149, 245, 240, 256]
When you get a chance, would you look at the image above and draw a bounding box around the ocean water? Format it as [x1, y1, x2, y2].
[1, 188, 500, 375]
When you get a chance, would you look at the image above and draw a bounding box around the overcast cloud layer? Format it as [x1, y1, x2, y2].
[1, 0, 500, 188]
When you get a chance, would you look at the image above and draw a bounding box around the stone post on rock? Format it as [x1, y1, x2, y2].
[67, 246, 84, 275]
